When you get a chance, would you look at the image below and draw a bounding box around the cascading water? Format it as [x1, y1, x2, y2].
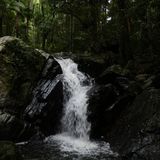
[45, 58, 117, 157]
[56, 58, 92, 140]
[19, 57, 118, 160]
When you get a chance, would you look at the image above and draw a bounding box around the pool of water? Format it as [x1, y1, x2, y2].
[18, 134, 119, 160]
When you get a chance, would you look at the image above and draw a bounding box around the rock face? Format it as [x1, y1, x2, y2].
[105, 88, 160, 160]
[0, 36, 45, 112]
[0, 141, 22, 160]
[24, 56, 63, 136]
[0, 36, 45, 140]
[88, 69, 141, 139]
[86, 61, 160, 159]
[0, 36, 64, 141]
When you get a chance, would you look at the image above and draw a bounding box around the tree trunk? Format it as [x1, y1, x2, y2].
[26, 0, 31, 40]
[89, 0, 99, 53]
[15, 13, 19, 37]
[0, 16, 3, 37]
[117, 0, 132, 65]
[70, 14, 73, 52]
[42, 34, 46, 50]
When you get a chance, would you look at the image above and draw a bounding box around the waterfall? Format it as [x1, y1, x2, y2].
[55, 58, 92, 140]
[23, 57, 116, 157]
[45, 58, 115, 156]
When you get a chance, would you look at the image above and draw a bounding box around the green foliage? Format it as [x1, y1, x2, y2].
[1, 0, 160, 65]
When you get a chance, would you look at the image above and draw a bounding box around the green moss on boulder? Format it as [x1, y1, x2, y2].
[0, 141, 22, 160]
[0, 36, 45, 112]
[0, 36, 46, 140]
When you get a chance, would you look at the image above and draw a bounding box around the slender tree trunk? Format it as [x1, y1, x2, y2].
[15, 14, 19, 37]
[70, 14, 73, 52]
[117, 0, 132, 65]
[89, 0, 99, 53]
[26, 0, 30, 40]
[26, 18, 29, 39]
[42, 35, 46, 50]
[15, 0, 20, 37]
[0, 2, 4, 37]
[41, 2, 46, 49]
[0, 16, 3, 37]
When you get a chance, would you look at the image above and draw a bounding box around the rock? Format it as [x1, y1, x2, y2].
[76, 57, 106, 78]
[135, 74, 156, 89]
[105, 65, 123, 75]
[0, 141, 22, 160]
[96, 71, 131, 95]
[135, 74, 150, 82]
[54, 52, 116, 78]
[88, 85, 134, 139]
[105, 88, 160, 160]
[24, 56, 63, 136]
[0, 111, 23, 140]
[39, 81, 63, 135]
[88, 71, 137, 139]
[100, 64, 130, 78]
[0, 36, 46, 140]
[152, 74, 160, 89]
[57, 52, 107, 78]
[0, 110, 36, 141]
[88, 84, 119, 139]
[0, 36, 45, 112]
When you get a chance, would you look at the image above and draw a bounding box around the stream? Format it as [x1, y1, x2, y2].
[18, 58, 118, 160]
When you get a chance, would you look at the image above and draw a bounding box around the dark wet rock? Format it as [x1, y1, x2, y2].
[152, 74, 160, 89]
[105, 88, 160, 160]
[41, 56, 62, 79]
[58, 52, 108, 78]
[24, 56, 63, 136]
[0, 110, 35, 141]
[76, 58, 106, 78]
[25, 81, 63, 136]
[135, 74, 156, 90]
[0, 141, 22, 160]
[88, 70, 138, 139]
[88, 84, 134, 139]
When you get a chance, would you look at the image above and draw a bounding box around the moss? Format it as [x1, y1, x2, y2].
[0, 141, 21, 160]
[0, 36, 45, 112]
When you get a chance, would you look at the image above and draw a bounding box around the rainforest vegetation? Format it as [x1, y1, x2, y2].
[1, 1, 160, 159]
[1, 0, 160, 65]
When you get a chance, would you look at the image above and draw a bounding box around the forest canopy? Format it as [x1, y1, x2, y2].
[0, 0, 160, 65]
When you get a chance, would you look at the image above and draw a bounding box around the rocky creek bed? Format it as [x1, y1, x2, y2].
[0, 36, 160, 160]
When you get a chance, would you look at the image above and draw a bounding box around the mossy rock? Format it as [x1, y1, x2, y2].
[0, 36, 46, 112]
[0, 36, 46, 140]
[0, 141, 22, 160]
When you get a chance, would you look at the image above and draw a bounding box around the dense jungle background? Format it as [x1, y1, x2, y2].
[1, 0, 160, 160]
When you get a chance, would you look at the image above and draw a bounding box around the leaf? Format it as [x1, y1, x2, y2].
[15, 1, 25, 9]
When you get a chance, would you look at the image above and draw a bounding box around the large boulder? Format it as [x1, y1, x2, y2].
[24, 56, 63, 136]
[88, 69, 140, 139]
[0, 36, 46, 140]
[106, 88, 160, 160]
[0, 36, 45, 112]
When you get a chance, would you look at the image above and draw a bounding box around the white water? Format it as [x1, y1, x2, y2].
[44, 58, 117, 157]
[56, 58, 92, 140]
